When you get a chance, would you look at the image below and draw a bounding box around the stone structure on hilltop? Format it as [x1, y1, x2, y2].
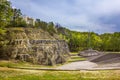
[23, 15, 35, 26]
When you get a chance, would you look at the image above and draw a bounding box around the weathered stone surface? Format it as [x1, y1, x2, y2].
[5, 28, 70, 65]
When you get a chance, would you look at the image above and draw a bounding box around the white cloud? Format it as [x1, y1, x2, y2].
[10, 0, 120, 33]
[93, 0, 120, 16]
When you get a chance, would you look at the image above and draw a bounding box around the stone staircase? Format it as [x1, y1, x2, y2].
[90, 53, 120, 64]
[97, 57, 120, 64]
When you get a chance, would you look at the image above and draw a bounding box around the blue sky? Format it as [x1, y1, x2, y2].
[10, 0, 120, 34]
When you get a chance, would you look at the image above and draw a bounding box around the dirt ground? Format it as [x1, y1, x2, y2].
[57, 61, 120, 70]
[57, 61, 97, 70]
[57, 53, 120, 70]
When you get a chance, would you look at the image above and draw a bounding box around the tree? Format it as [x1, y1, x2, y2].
[47, 22, 57, 35]
[35, 19, 41, 28]
[35, 19, 48, 30]
[0, 0, 14, 58]
[89, 33, 102, 50]
[8, 8, 27, 27]
[0, 0, 13, 28]
[100, 33, 113, 51]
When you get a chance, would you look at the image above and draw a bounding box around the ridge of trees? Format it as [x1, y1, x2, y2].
[57, 27, 120, 52]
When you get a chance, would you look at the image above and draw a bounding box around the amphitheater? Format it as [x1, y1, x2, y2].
[58, 52, 120, 70]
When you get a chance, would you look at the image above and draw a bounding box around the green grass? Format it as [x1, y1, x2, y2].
[70, 52, 78, 55]
[68, 56, 86, 62]
[0, 60, 54, 69]
[104, 52, 120, 54]
[68, 52, 86, 62]
[69, 52, 86, 61]
[0, 68, 120, 80]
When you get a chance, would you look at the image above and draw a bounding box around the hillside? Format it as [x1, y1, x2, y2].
[7, 28, 59, 40]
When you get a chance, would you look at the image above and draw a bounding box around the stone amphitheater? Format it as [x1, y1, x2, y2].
[58, 51, 120, 70]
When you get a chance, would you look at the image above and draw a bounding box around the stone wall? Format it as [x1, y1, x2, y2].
[5, 28, 70, 65]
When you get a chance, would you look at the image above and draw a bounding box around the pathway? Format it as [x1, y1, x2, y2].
[57, 61, 98, 70]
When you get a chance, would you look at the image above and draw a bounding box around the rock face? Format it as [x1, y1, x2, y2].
[5, 28, 70, 65]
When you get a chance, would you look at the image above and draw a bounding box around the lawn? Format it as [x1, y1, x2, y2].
[68, 56, 86, 62]
[0, 60, 55, 69]
[0, 67, 120, 80]
[0, 55, 119, 80]
[68, 52, 86, 62]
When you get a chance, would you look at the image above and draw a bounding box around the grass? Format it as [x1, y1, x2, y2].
[0, 53, 120, 80]
[0, 67, 120, 80]
[0, 60, 55, 69]
[70, 52, 79, 55]
[68, 56, 86, 62]
[68, 52, 86, 62]
[104, 52, 120, 54]
[70, 52, 78, 54]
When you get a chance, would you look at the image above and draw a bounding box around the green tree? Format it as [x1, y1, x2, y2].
[8, 8, 27, 27]
[0, 0, 13, 58]
[35, 19, 41, 28]
[0, 0, 13, 28]
[47, 22, 57, 35]
[35, 19, 48, 30]
[100, 33, 113, 51]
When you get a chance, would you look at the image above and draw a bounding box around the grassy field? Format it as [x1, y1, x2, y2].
[0, 67, 120, 80]
[0, 53, 120, 80]
[68, 52, 86, 62]
[68, 56, 86, 62]
[0, 60, 55, 69]
[70, 52, 79, 55]
[104, 52, 120, 54]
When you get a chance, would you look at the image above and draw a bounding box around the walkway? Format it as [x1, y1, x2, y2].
[57, 61, 98, 70]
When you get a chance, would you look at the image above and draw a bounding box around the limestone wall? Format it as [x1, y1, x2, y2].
[5, 28, 70, 65]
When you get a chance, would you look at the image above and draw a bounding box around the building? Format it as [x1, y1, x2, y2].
[23, 15, 35, 26]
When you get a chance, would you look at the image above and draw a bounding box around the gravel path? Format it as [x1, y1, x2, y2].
[57, 61, 98, 70]
[57, 61, 120, 70]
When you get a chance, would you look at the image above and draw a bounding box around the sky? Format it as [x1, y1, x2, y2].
[10, 0, 120, 34]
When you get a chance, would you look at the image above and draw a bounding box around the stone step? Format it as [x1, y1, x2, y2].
[91, 54, 120, 63]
